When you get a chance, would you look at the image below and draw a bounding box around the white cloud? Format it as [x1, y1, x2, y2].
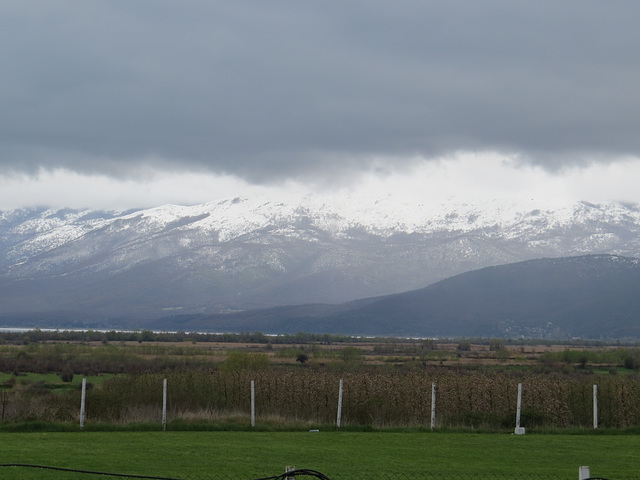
[334, 152, 640, 205]
[558, 158, 640, 204]
[1, 152, 639, 210]
[0, 168, 263, 210]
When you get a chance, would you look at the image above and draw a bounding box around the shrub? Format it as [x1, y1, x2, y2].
[340, 347, 364, 363]
[221, 351, 269, 371]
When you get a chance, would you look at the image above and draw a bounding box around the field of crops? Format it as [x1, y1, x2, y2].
[2, 333, 640, 431]
[3, 367, 640, 430]
[87, 369, 640, 428]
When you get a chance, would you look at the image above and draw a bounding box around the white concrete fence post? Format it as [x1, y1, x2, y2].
[162, 378, 168, 431]
[514, 383, 525, 434]
[430, 382, 436, 431]
[579, 466, 591, 480]
[251, 380, 255, 428]
[593, 384, 598, 429]
[79, 377, 87, 429]
[336, 378, 344, 428]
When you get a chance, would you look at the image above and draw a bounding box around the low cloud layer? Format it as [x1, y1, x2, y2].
[3, 154, 640, 210]
[1, 2, 640, 208]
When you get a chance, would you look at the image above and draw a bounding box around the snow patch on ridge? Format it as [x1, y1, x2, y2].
[2, 195, 640, 263]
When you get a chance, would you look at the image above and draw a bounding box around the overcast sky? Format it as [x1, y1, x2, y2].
[2, 1, 640, 209]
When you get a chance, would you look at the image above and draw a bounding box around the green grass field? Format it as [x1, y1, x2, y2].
[1, 431, 639, 479]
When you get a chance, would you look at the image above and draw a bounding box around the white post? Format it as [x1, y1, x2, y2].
[593, 384, 598, 429]
[515, 383, 522, 428]
[162, 378, 168, 431]
[251, 380, 255, 428]
[430, 382, 436, 431]
[336, 379, 343, 428]
[579, 466, 591, 480]
[285, 465, 296, 480]
[79, 377, 87, 429]
[514, 383, 525, 434]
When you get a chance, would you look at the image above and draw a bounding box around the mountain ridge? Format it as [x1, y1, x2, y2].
[1, 195, 640, 334]
[151, 254, 640, 339]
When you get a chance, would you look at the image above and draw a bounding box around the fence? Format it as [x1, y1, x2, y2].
[4, 370, 640, 429]
[74, 375, 629, 431]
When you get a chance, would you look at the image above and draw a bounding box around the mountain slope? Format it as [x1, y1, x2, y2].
[327, 254, 640, 338]
[155, 255, 640, 339]
[1, 195, 640, 327]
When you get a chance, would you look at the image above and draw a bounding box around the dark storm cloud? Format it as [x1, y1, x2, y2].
[1, 1, 640, 181]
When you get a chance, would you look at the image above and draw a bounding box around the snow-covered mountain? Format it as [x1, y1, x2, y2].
[1, 194, 640, 327]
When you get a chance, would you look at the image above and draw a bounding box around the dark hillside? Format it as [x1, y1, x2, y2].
[154, 255, 640, 339]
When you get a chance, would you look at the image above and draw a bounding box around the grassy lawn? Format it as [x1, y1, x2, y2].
[1, 431, 639, 479]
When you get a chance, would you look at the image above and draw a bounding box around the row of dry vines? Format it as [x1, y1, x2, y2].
[4, 370, 640, 429]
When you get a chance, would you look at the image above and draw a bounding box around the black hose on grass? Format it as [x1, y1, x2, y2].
[252, 470, 332, 480]
[0, 464, 333, 480]
[0, 464, 184, 479]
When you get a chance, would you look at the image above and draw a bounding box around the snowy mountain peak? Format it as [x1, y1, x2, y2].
[65, 193, 637, 236]
[2, 195, 639, 255]
[1, 195, 639, 322]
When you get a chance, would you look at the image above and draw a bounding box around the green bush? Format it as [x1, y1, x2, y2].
[220, 351, 269, 371]
[341, 347, 364, 363]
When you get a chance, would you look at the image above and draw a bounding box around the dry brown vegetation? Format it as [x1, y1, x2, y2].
[1, 331, 640, 430]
